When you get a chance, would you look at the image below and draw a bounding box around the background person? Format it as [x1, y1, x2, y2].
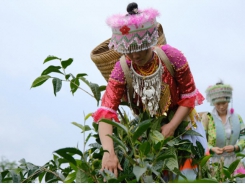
[202, 81, 245, 176]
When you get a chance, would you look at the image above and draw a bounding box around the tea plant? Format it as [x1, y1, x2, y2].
[1, 55, 244, 183]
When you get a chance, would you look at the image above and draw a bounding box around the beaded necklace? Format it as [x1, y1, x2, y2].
[132, 53, 159, 76]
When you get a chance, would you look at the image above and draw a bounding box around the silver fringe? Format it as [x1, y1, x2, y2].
[130, 57, 163, 117]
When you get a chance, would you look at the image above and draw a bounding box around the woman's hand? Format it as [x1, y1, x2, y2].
[101, 151, 123, 178]
[211, 147, 223, 155]
[161, 106, 191, 138]
[161, 123, 175, 138]
[99, 122, 123, 178]
[223, 145, 235, 153]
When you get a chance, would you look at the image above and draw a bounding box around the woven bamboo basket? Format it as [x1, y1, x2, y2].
[90, 23, 167, 81]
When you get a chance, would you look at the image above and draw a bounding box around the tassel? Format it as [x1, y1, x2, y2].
[230, 98, 234, 114]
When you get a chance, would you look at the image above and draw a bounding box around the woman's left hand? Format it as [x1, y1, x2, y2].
[223, 145, 235, 153]
[161, 123, 175, 138]
[161, 106, 191, 138]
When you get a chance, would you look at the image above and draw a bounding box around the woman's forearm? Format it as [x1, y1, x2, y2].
[99, 122, 115, 153]
[169, 106, 191, 130]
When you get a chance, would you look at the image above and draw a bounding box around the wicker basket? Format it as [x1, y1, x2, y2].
[90, 22, 167, 81]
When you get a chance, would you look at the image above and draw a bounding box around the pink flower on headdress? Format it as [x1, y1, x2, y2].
[120, 25, 130, 35]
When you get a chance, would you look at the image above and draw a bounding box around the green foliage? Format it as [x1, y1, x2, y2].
[201, 155, 245, 183]
[30, 56, 105, 106]
[78, 76, 102, 106]
[43, 55, 61, 63]
[2, 105, 211, 182]
[0, 157, 17, 172]
[52, 78, 62, 96]
[70, 78, 80, 94]
[132, 119, 152, 142]
[41, 65, 63, 75]
[2, 54, 245, 183]
[72, 122, 91, 133]
[61, 58, 73, 69]
[31, 75, 50, 88]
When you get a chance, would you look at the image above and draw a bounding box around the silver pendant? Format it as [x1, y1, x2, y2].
[130, 56, 164, 117]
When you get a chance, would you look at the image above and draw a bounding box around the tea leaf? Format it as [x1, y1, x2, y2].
[76, 73, 87, 78]
[99, 85, 106, 92]
[107, 135, 128, 152]
[185, 129, 203, 137]
[200, 155, 211, 167]
[52, 78, 62, 96]
[88, 143, 102, 149]
[70, 78, 79, 94]
[152, 160, 164, 171]
[133, 165, 147, 181]
[132, 119, 152, 142]
[228, 159, 240, 174]
[38, 171, 45, 183]
[156, 154, 175, 162]
[149, 130, 164, 144]
[64, 172, 76, 183]
[9, 170, 21, 183]
[153, 142, 162, 152]
[139, 141, 151, 156]
[84, 113, 92, 121]
[236, 153, 245, 158]
[30, 75, 50, 88]
[71, 122, 91, 133]
[54, 147, 84, 166]
[85, 133, 92, 144]
[76, 169, 89, 183]
[89, 82, 101, 106]
[165, 147, 178, 170]
[61, 58, 73, 69]
[41, 65, 63, 75]
[222, 168, 231, 179]
[43, 55, 61, 63]
[143, 175, 153, 183]
[235, 173, 245, 178]
[195, 141, 205, 158]
[79, 76, 89, 85]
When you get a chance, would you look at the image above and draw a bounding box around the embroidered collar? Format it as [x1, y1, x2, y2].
[212, 107, 232, 123]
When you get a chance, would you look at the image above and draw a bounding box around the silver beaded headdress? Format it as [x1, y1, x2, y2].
[106, 7, 160, 54]
[206, 83, 233, 106]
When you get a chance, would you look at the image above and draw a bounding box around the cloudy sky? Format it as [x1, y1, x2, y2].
[0, 0, 244, 166]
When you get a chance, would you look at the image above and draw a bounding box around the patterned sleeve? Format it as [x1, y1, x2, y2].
[237, 114, 245, 152]
[92, 61, 126, 123]
[201, 112, 215, 149]
[201, 112, 209, 132]
[161, 45, 204, 108]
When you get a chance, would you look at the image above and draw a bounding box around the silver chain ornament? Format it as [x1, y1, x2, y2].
[130, 55, 163, 117]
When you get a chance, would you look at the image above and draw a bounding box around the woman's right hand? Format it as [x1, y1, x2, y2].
[98, 122, 123, 178]
[211, 147, 223, 155]
[101, 151, 123, 178]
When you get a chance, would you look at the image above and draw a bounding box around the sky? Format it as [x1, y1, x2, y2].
[0, 0, 245, 166]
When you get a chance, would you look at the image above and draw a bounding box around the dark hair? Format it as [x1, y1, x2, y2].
[127, 2, 138, 15]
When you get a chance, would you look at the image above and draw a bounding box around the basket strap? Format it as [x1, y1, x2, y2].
[119, 55, 133, 107]
[153, 46, 174, 77]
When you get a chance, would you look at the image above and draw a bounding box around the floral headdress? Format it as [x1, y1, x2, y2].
[205, 83, 233, 106]
[106, 7, 160, 53]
